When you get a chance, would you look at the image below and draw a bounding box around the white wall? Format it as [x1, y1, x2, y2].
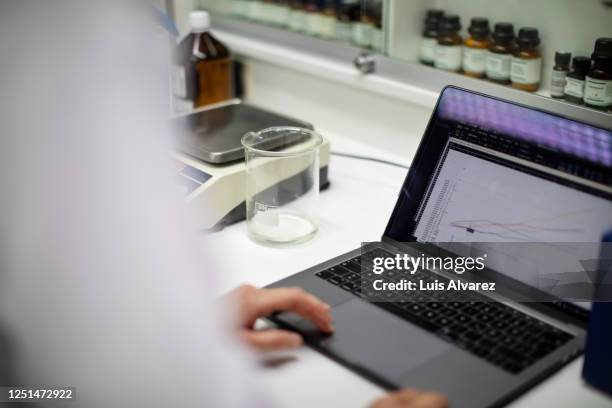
[242, 58, 433, 165]
[173, 0, 196, 35]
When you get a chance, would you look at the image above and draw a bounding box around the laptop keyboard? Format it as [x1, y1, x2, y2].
[315, 250, 574, 374]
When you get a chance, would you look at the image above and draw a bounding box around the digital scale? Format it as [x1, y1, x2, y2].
[173, 100, 330, 231]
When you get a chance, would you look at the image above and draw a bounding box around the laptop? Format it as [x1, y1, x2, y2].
[267, 86, 612, 407]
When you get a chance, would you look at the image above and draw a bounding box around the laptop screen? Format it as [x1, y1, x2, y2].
[384, 87, 612, 308]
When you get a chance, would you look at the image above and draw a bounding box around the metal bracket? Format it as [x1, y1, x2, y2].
[353, 53, 376, 74]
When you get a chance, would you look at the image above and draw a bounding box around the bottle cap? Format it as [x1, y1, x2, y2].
[438, 14, 461, 33]
[517, 27, 540, 47]
[592, 37, 612, 60]
[424, 9, 444, 27]
[572, 56, 592, 74]
[468, 17, 490, 37]
[189, 11, 210, 33]
[554, 51, 572, 67]
[425, 9, 444, 21]
[492, 22, 514, 42]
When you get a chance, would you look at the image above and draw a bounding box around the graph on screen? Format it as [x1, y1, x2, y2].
[415, 148, 612, 244]
[414, 147, 612, 291]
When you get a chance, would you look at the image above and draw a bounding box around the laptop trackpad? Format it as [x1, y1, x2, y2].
[279, 299, 451, 381]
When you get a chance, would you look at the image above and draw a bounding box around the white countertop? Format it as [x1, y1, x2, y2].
[201, 133, 611, 408]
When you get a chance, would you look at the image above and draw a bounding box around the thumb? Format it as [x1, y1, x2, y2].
[240, 329, 304, 351]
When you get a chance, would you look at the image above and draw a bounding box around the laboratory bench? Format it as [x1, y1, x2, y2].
[201, 131, 611, 408]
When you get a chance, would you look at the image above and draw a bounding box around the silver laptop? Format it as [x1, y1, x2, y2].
[267, 86, 612, 407]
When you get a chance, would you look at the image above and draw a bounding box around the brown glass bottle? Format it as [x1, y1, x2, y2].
[550, 51, 571, 98]
[304, 1, 320, 37]
[463, 18, 491, 78]
[419, 9, 444, 65]
[564, 57, 591, 104]
[369, 0, 384, 52]
[173, 12, 232, 110]
[315, 0, 337, 39]
[288, 0, 308, 33]
[434, 14, 462, 72]
[352, 0, 375, 48]
[334, 0, 359, 42]
[486, 23, 514, 84]
[511, 27, 542, 92]
[584, 38, 612, 111]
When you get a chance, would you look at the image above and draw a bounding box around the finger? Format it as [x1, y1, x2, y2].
[370, 390, 420, 408]
[253, 287, 334, 332]
[240, 329, 304, 351]
[392, 389, 421, 403]
[410, 392, 449, 408]
[371, 389, 441, 408]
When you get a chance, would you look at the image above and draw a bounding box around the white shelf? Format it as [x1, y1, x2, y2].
[215, 29, 440, 109]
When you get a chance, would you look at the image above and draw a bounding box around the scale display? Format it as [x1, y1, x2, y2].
[176, 161, 212, 196]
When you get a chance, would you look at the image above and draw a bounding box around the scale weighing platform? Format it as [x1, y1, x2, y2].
[173, 100, 330, 231]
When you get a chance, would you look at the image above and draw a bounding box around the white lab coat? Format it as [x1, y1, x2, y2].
[0, 2, 263, 407]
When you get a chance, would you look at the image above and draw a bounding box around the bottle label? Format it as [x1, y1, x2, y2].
[420, 38, 437, 63]
[584, 77, 612, 106]
[564, 77, 585, 99]
[259, 3, 274, 23]
[289, 10, 307, 32]
[172, 65, 193, 113]
[371, 28, 384, 52]
[510, 57, 542, 84]
[317, 15, 336, 39]
[173, 97, 194, 114]
[335, 21, 351, 42]
[434, 44, 462, 71]
[462, 47, 487, 74]
[231, 0, 248, 18]
[249, 1, 263, 21]
[352, 22, 373, 48]
[306, 13, 321, 36]
[550, 70, 568, 97]
[268, 4, 289, 26]
[172, 65, 187, 98]
[486, 52, 511, 80]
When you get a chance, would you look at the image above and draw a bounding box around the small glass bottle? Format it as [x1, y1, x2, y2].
[351, 0, 375, 48]
[288, 0, 308, 33]
[550, 51, 571, 98]
[511, 27, 542, 92]
[434, 14, 462, 72]
[463, 18, 491, 78]
[231, 0, 249, 18]
[335, 0, 359, 42]
[486, 22, 514, 84]
[370, 0, 384, 52]
[172, 11, 232, 111]
[304, 0, 321, 36]
[249, 0, 264, 22]
[564, 57, 591, 105]
[584, 37, 612, 111]
[273, 0, 291, 28]
[260, 0, 275, 24]
[419, 9, 444, 66]
[316, 0, 337, 39]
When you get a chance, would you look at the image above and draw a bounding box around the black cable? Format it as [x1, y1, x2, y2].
[331, 151, 409, 169]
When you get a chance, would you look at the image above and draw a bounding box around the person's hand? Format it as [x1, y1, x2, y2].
[227, 284, 334, 351]
[371, 389, 449, 408]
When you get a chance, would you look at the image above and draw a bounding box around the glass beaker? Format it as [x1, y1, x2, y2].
[242, 127, 323, 245]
